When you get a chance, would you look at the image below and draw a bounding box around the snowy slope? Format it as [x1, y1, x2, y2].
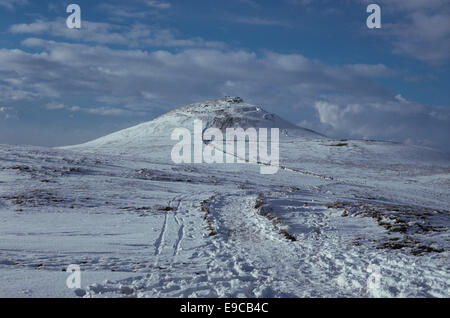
[63, 97, 323, 155]
[0, 97, 449, 298]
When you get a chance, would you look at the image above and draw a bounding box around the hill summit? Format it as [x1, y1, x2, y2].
[65, 97, 323, 151]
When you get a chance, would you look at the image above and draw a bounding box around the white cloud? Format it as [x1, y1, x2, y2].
[9, 19, 225, 49]
[145, 1, 171, 9]
[237, 0, 261, 9]
[0, 106, 17, 119]
[387, 12, 450, 64]
[345, 64, 396, 78]
[288, 0, 450, 64]
[45, 102, 66, 110]
[231, 16, 289, 27]
[2, 39, 390, 105]
[99, 3, 158, 20]
[0, 0, 27, 10]
[364, 0, 447, 11]
[45, 102, 138, 117]
[363, 0, 450, 64]
[0, 38, 447, 148]
[309, 97, 450, 148]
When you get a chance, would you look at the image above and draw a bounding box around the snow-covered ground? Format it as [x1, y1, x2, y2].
[0, 98, 449, 297]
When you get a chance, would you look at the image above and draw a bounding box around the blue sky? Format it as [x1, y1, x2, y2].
[0, 0, 449, 149]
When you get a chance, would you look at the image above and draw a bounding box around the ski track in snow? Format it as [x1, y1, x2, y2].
[154, 212, 168, 257]
[81, 190, 449, 298]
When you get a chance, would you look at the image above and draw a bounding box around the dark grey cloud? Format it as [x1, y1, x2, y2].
[0, 38, 393, 105]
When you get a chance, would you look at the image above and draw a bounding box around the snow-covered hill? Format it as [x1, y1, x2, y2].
[63, 97, 322, 154]
[0, 97, 449, 298]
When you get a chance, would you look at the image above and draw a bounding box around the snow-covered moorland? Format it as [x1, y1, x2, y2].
[0, 97, 449, 297]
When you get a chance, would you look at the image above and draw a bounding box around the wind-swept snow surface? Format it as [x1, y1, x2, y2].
[0, 98, 449, 297]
